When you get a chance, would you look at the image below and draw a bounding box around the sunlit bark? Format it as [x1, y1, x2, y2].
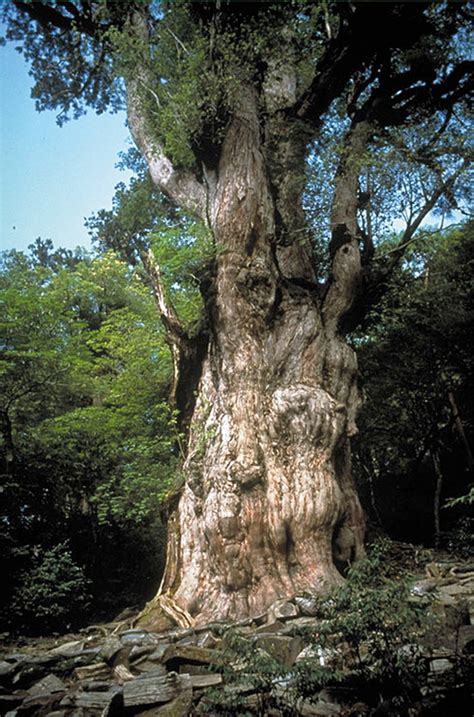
[138, 87, 365, 628]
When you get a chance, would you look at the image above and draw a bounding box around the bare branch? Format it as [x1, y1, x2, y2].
[381, 160, 469, 270]
[165, 27, 190, 55]
[141, 249, 186, 344]
[140, 249, 189, 412]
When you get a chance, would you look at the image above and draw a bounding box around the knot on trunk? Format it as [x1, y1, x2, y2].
[270, 384, 347, 449]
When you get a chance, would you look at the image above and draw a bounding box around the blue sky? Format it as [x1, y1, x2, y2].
[0, 37, 132, 254]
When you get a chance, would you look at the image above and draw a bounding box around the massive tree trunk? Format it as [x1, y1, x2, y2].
[138, 86, 365, 629]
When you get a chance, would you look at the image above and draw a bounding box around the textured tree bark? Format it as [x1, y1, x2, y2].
[139, 88, 365, 629]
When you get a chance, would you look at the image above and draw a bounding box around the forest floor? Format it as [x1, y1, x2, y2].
[1, 540, 473, 716]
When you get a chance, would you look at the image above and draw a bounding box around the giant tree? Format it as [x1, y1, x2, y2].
[3, 0, 472, 627]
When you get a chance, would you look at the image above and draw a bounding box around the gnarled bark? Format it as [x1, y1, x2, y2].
[139, 87, 365, 628]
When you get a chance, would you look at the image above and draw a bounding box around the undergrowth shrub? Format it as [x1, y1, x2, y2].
[9, 542, 91, 634]
[201, 540, 432, 716]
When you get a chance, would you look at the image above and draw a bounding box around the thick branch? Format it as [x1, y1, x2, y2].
[126, 10, 207, 219]
[362, 61, 474, 129]
[127, 79, 207, 219]
[293, 3, 429, 127]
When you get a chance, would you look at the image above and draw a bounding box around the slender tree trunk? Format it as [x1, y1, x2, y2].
[432, 450, 443, 549]
[139, 90, 365, 629]
[0, 409, 15, 481]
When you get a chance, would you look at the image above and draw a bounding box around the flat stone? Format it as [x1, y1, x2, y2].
[137, 689, 193, 717]
[120, 630, 158, 646]
[55, 650, 101, 675]
[429, 657, 453, 674]
[12, 664, 49, 687]
[113, 664, 135, 682]
[196, 631, 220, 649]
[129, 644, 155, 661]
[75, 686, 122, 710]
[0, 660, 16, 680]
[27, 673, 67, 695]
[145, 644, 171, 662]
[74, 661, 110, 680]
[410, 579, 438, 597]
[21, 690, 67, 711]
[296, 645, 323, 662]
[99, 636, 123, 662]
[294, 596, 319, 617]
[82, 681, 112, 692]
[123, 671, 184, 707]
[0, 694, 27, 711]
[49, 640, 85, 656]
[469, 599, 474, 626]
[254, 621, 285, 634]
[3, 654, 27, 664]
[114, 606, 138, 622]
[176, 633, 197, 647]
[295, 699, 342, 716]
[134, 660, 169, 675]
[163, 645, 219, 668]
[296, 644, 343, 669]
[452, 564, 474, 574]
[185, 673, 223, 689]
[437, 593, 457, 607]
[458, 625, 474, 653]
[280, 617, 317, 634]
[135, 666, 169, 680]
[438, 583, 472, 597]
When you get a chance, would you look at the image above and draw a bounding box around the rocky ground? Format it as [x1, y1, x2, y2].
[1, 548, 473, 717]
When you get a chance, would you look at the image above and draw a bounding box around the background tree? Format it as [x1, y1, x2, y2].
[0, 243, 177, 631]
[2, 1, 472, 628]
[353, 221, 474, 546]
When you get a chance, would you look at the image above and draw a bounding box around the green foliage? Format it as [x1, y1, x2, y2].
[88, 173, 215, 332]
[0, 2, 124, 125]
[149, 217, 214, 331]
[107, 1, 334, 169]
[445, 487, 474, 508]
[9, 542, 92, 634]
[0, 241, 181, 627]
